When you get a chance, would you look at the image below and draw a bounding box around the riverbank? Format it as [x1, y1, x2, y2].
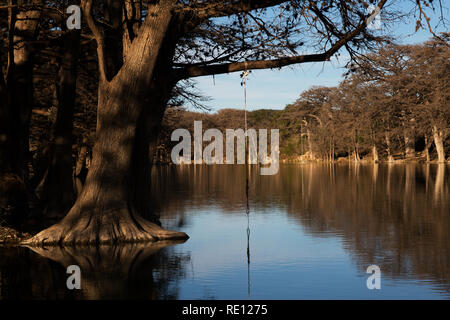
[0, 225, 32, 245]
[279, 155, 450, 164]
[1, 159, 447, 245]
[152, 157, 450, 165]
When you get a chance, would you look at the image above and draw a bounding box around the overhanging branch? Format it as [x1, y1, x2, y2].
[175, 0, 388, 81]
[179, 0, 289, 20]
[175, 52, 330, 79]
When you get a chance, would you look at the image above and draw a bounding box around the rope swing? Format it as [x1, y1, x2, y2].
[240, 63, 251, 299]
[240, 63, 251, 206]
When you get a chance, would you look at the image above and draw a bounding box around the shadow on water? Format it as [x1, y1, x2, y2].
[0, 241, 189, 299]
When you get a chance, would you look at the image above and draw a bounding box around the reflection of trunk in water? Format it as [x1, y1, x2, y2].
[26, 241, 188, 299]
[403, 165, 415, 217]
[386, 163, 392, 203]
[149, 164, 449, 289]
[434, 164, 445, 202]
[424, 163, 430, 193]
[372, 164, 378, 198]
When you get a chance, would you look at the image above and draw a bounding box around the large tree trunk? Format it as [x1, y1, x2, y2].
[385, 133, 394, 163]
[353, 149, 360, 162]
[6, 0, 42, 180]
[434, 163, 445, 201]
[38, 29, 81, 220]
[0, 67, 9, 172]
[370, 129, 378, 163]
[25, 1, 187, 245]
[306, 128, 314, 160]
[372, 145, 379, 163]
[0, 1, 42, 224]
[353, 129, 360, 162]
[404, 129, 415, 159]
[424, 134, 432, 162]
[433, 125, 446, 163]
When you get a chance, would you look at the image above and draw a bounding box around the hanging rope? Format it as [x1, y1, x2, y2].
[246, 211, 251, 299]
[240, 64, 250, 206]
[240, 63, 251, 299]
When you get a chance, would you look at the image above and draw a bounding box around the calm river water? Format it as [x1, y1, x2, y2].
[0, 163, 449, 299]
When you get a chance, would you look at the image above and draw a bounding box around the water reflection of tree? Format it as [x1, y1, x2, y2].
[152, 164, 449, 291]
[0, 241, 189, 299]
[263, 164, 449, 290]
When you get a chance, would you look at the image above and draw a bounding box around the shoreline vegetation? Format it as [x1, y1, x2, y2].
[0, 159, 450, 246]
[1, 160, 447, 245]
[1, 160, 447, 244]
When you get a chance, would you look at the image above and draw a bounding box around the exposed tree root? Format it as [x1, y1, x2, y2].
[22, 205, 188, 246]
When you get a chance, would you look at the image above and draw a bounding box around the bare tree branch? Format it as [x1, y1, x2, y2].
[178, 0, 289, 20]
[175, 0, 388, 80]
[81, 0, 108, 82]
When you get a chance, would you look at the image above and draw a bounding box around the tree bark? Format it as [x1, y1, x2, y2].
[25, 1, 187, 245]
[433, 125, 445, 163]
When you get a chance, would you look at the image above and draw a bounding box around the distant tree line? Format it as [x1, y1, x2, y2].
[157, 36, 449, 163]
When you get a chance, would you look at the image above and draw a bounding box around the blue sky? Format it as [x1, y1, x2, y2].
[192, 1, 448, 112]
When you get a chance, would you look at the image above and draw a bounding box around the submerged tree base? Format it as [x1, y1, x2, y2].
[22, 206, 188, 246]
